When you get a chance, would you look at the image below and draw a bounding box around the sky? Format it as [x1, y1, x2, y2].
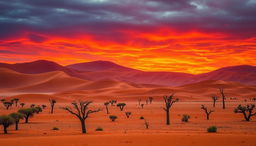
[0, 0, 256, 74]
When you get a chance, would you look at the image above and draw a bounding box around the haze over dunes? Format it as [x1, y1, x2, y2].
[0, 60, 256, 100]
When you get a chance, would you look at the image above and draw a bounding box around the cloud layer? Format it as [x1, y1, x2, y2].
[0, 0, 256, 73]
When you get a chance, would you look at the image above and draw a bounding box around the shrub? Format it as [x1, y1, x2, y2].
[207, 126, 217, 133]
[140, 116, 144, 120]
[109, 115, 117, 122]
[95, 127, 103, 131]
[181, 114, 190, 122]
[52, 127, 59, 130]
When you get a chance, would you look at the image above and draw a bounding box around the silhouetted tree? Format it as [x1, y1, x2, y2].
[18, 108, 35, 123]
[104, 102, 110, 114]
[41, 104, 47, 109]
[234, 104, 256, 121]
[0, 115, 14, 134]
[201, 105, 214, 120]
[30, 104, 35, 108]
[125, 112, 131, 118]
[211, 96, 218, 107]
[109, 100, 117, 106]
[49, 99, 56, 114]
[12, 98, 19, 107]
[117, 103, 126, 111]
[20, 103, 25, 108]
[3, 101, 13, 110]
[163, 94, 178, 125]
[109, 115, 117, 121]
[149, 97, 153, 104]
[138, 99, 141, 106]
[35, 106, 43, 114]
[9, 113, 24, 130]
[62, 101, 100, 133]
[219, 88, 226, 109]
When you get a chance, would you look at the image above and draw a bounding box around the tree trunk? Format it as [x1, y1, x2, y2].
[105, 106, 109, 114]
[51, 105, 54, 114]
[206, 114, 209, 120]
[25, 116, 29, 123]
[213, 100, 216, 107]
[80, 119, 86, 133]
[4, 126, 7, 134]
[222, 97, 225, 109]
[166, 110, 170, 125]
[15, 121, 19, 130]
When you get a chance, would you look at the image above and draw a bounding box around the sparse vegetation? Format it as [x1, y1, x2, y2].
[201, 105, 214, 120]
[117, 103, 126, 111]
[109, 115, 117, 122]
[109, 100, 117, 106]
[95, 127, 103, 131]
[18, 108, 36, 123]
[181, 114, 190, 122]
[219, 88, 226, 109]
[42, 104, 47, 109]
[140, 116, 144, 120]
[52, 127, 59, 130]
[49, 99, 56, 114]
[62, 101, 100, 133]
[211, 96, 218, 107]
[20, 103, 25, 108]
[125, 112, 131, 118]
[234, 104, 256, 121]
[9, 112, 24, 130]
[3, 101, 13, 110]
[12, 98, 19, 107]
[104, 102, 110, 114]
[163, 94, 178, 125]
[0, 115, 14, 134]
[207, 126, 217, 133]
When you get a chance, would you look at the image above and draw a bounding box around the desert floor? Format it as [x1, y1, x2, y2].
[0, 100, 256, 146]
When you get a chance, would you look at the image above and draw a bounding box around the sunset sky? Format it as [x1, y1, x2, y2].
[0, 0, 256, 74]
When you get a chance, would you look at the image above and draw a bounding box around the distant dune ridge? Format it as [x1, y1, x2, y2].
[0, 60, 256, 97]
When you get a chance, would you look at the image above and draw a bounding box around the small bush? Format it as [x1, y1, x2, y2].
[109, 115, 117, 121]
[52, 127, 59, 130]
[140, 116, 144, 120]
[207, 126, 217, 133]
[181, 114, 190, 122]
[95, 127, 103, 131]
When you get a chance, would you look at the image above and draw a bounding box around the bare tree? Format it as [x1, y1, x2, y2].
[149, 97, 153, 104]
[234, 104, 256, 121]
[219, 88, 226, 109]
[62, 101, 100, 133]
[163, 94, 178, 125]
[211, 96, 218, 107]
[49, 99, 56, 114]
[201, 105, 214, 120]
[104, 102, 110, 114]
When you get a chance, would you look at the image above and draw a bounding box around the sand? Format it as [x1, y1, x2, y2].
[0, 101, 256, 146]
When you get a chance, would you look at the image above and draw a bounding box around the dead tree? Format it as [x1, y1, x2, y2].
[140, 104, 144, 109]
[125, 112, 132, 118]
[211, 96, 218, 107]
[138, 99, 141, 106]
[163, 94, 178, 125]
[49, 99, 56, 114]
[234, 104, 256, 121]
[104, 102, 110, 114]
[201, 105, 214, 120]
[219, 88, 226, 109]
[149, 97, 153, 104]
[62, 101, 100, 133]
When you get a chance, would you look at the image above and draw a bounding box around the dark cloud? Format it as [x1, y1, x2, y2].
[28, 34, 47, 43]
[0, 0, 255, 40]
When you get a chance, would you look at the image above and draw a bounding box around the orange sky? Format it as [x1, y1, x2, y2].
[1, 1, 256, 74]
[1, 29, 256, 74]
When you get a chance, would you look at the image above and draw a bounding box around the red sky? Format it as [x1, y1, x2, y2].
[0, 0, 256, 74]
